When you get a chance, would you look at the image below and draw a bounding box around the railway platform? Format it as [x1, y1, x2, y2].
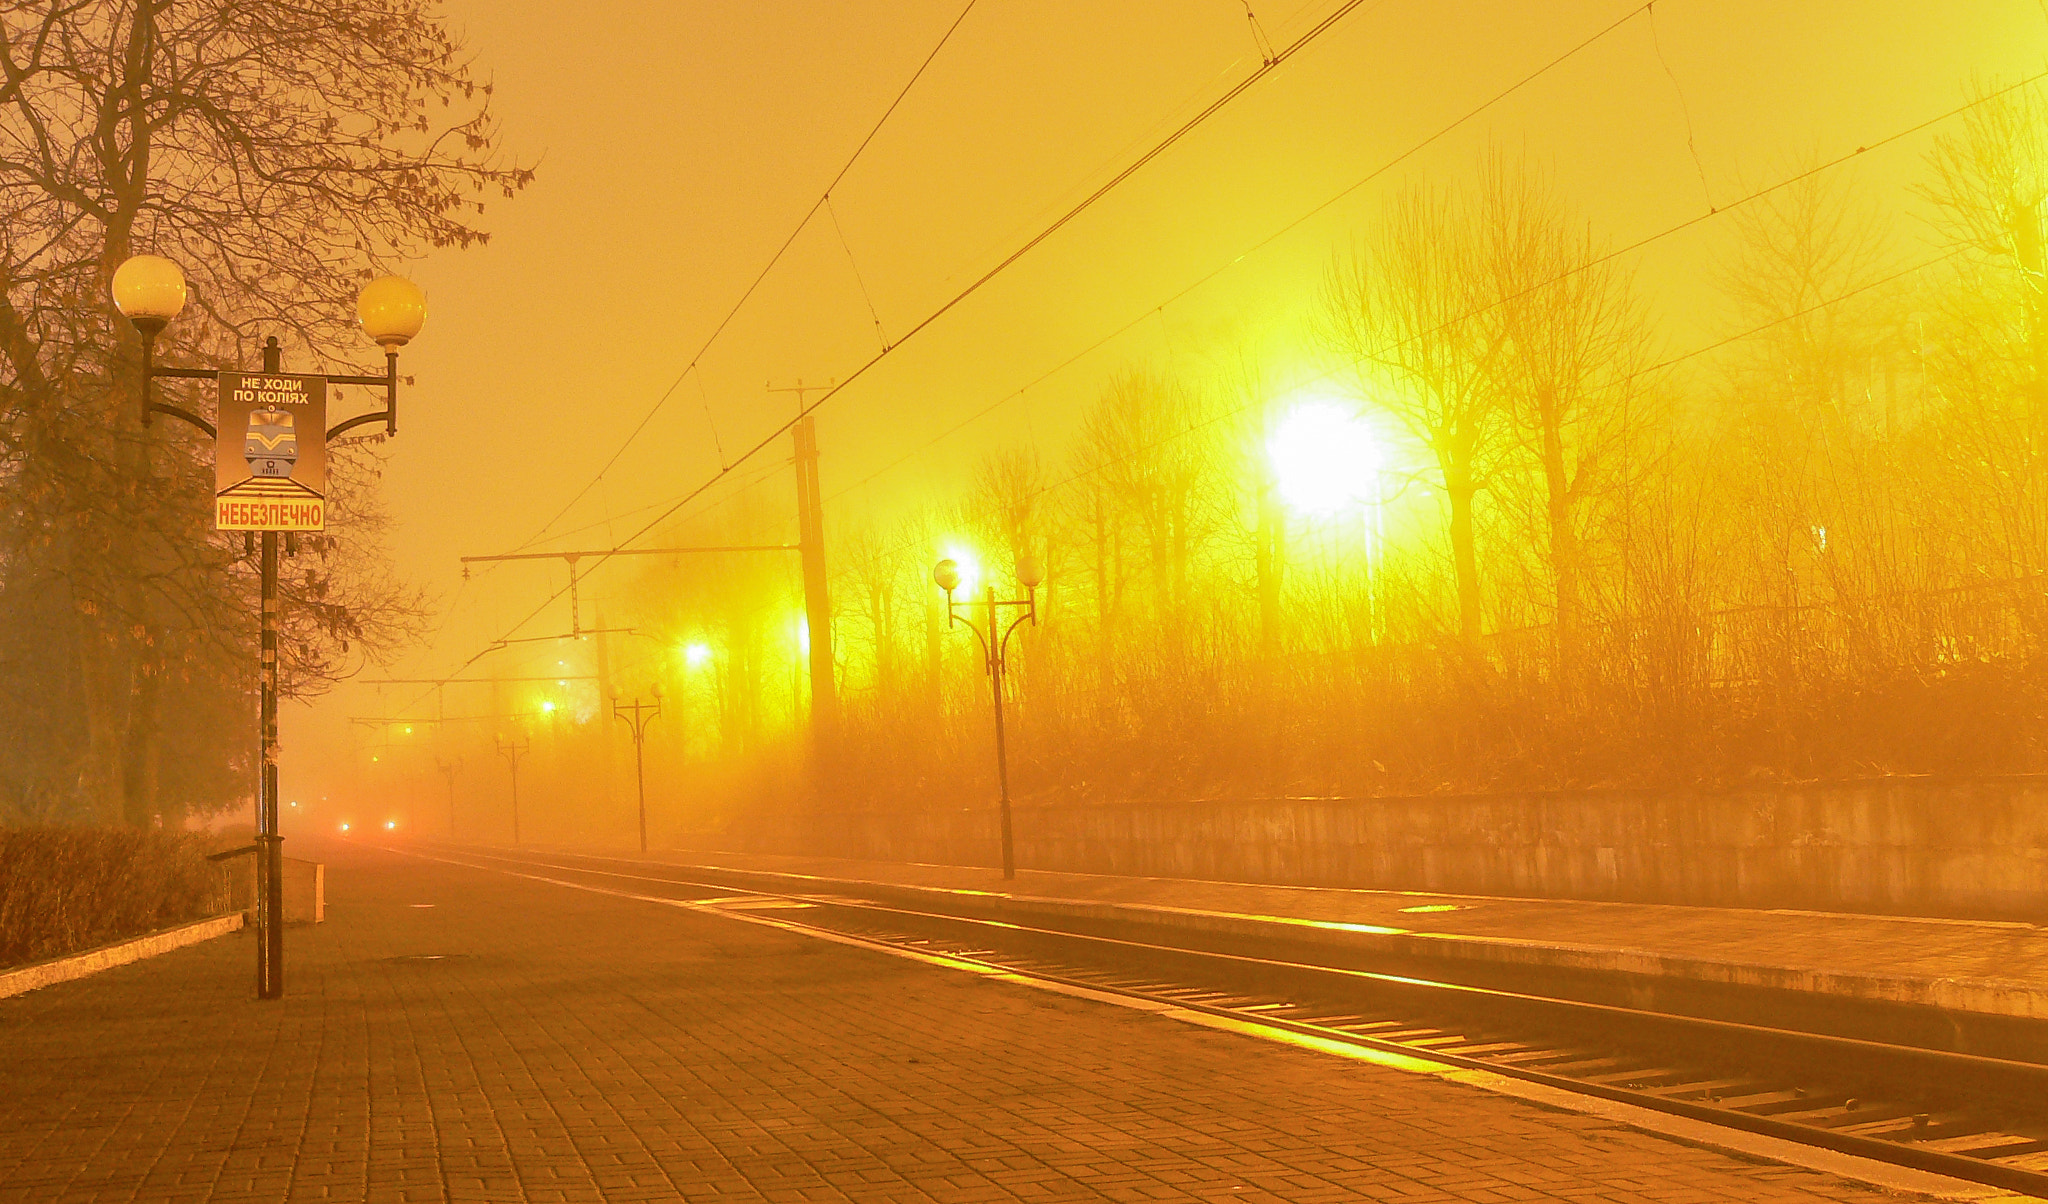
[640, 848, 2048, 1021]
[0, 837, 2012, 1203]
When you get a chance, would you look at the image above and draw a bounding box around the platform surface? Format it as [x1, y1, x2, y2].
[0, 837, 1937, 1203]
[636, 847, 2048, 1018]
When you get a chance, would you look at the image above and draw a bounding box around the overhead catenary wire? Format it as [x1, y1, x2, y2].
[1017, 243, 1973, 519]
[506, 0, 983, 555]
[405, 0, 1393, 698]
[831, 65, 2048, 509]
[830, 0, 1678, 504]
[401, 0, 2012, 710]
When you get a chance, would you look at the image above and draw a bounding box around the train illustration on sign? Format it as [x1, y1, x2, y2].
[244, 407, 299, 478]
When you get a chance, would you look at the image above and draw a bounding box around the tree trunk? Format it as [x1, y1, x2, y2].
[1539, 394, 1580, 672]
[1446, 465, 1482, 647]
[123, 640, 164, 826]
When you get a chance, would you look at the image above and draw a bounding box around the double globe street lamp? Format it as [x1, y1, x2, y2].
[934, 553, 1043, 880]
[611, 685, 665, 854]
[112, 254, 426, 1001]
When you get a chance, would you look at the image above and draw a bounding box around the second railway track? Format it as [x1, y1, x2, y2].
[405, 843, 2048, 1198]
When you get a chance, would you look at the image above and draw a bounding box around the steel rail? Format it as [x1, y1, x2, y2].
[413, 844, 2048, 1197]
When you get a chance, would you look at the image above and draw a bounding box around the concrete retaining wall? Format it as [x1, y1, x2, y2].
[699, 777, 2048, 919]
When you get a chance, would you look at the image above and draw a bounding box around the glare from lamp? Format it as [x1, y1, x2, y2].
[1269, 400, 1384, 515]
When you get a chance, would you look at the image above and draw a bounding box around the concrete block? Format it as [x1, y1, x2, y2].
[283, 856, 324, 924]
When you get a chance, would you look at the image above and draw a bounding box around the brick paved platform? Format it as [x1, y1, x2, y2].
[623, 848, 2048, 1020]
[0, 838, 2011, 1203]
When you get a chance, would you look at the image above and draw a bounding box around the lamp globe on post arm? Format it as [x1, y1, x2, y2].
[357, 275, 426, 348]
[111, 255, 188, 423]
[112, 254, 188, 338]
[934, 558, 961, 596]
[356, 274, 426, 437]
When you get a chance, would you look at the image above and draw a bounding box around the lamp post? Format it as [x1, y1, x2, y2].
[934, 553, 1042, 880]
[434, 755, 462, 839]
[495, 735, 529, 847]
[112, 254, 425, 1002]
[611, 686, 663, 854]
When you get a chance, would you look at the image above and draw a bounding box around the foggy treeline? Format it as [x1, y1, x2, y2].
[589, 86, 2048, 826]
[0, 3, 525, 825]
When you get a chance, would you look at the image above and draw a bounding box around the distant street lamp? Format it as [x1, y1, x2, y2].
[495, 735, 529, 847]
[611, 685, 664, 854]
[113, 253, 425, 1002]
[934, 552, 1042, 880]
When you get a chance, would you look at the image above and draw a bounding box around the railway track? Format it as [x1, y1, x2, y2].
[410, 843, 2048, 1197]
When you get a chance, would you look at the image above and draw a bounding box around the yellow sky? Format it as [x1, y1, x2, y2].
[295, 0, 2048, 800]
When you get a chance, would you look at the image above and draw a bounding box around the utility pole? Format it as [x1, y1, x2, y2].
[434, 756, 462, 838]
[495, 735, 529, 847]
[767, 382, 841, 763]
[461, 395, 843, 767]
[791, 415, 839, 748]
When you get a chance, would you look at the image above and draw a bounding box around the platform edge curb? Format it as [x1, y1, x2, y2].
[0, 912, 245, 1000]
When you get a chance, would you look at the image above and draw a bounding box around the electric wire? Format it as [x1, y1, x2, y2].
[506, 0, 983, 555]
[833, 66, 2048, 514]
[1017, 243, 1970, 516]
[398, 0, 1391, 699]
[398, 0, 2002, 709]
[831, 0, 1675, 504]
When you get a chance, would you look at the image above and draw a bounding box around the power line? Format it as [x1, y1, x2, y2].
[402, 0, 1391, 701]
[830, 63, 2048, 514]
[1022, 245, 1970, 516]
[382, 14, 2037, 723]
[508, 0, 983, 554]
[827, 0, 1670, 504]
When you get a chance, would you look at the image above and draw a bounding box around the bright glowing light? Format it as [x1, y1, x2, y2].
[684, 641, 713, 669]
[340, 822, 351, 832]
[793, 616, 811, 656]
[384, 820, 396, 830]
[402, 725, 414, 735]
[941, 544, 981, 593]
[540, 700, 557, 715]
[1269, 401, 1383, 514]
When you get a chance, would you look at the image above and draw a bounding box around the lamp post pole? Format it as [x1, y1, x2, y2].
[934, 556, 1041, 880]
[611, 690, 663, 854]
[112, 255, 426, 1001]
[495, 736, 528, 847]
[435, 755, 462, 839]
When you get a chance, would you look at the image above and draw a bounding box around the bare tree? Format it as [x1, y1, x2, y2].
[1484, 157, 1654, 675]
[1319, 184, 1511, 647]
[0, 0, 529, 822]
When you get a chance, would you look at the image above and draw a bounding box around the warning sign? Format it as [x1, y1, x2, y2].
[215, 373, 326, 531]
